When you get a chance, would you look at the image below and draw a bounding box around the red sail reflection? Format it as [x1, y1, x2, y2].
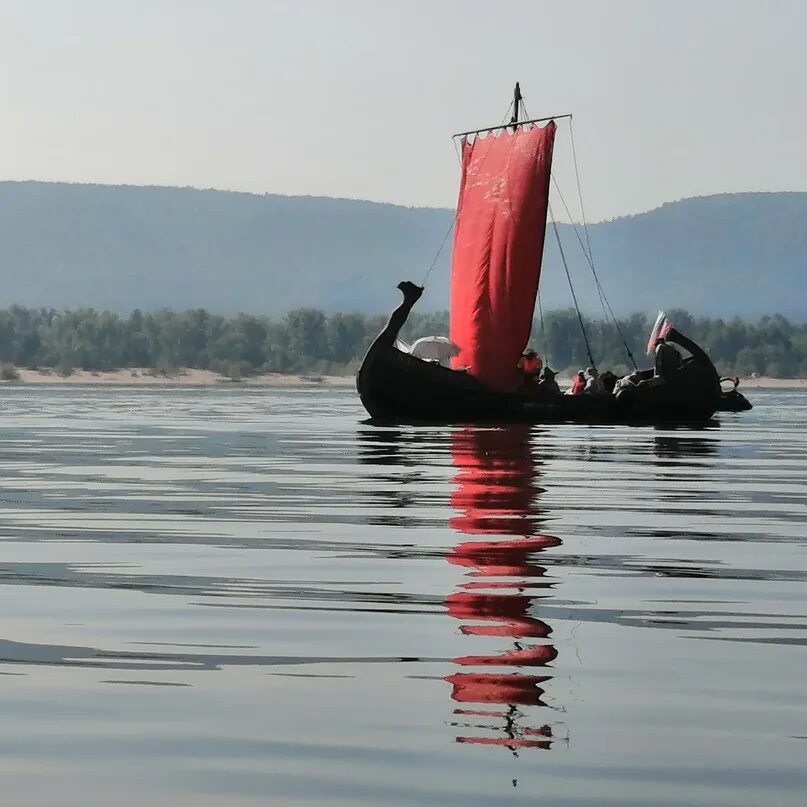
[445, 427, 560, 752]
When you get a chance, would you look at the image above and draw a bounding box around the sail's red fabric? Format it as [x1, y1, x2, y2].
[450, 123, 556, 390]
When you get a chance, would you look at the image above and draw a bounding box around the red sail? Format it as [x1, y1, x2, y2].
[449, 122, 556, 391]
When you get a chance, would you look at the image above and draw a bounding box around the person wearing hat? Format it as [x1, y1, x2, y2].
[537, 365, 561, 395]
[517, 349, 542, 385]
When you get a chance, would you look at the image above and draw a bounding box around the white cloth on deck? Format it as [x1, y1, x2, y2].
[408, 336, 461, 368]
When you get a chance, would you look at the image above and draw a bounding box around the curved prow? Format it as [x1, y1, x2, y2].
[356, 281, 423, 398]
[667, 327, 721, 394]
[373, 281, 424, 350]
[666, 327, 713, 368]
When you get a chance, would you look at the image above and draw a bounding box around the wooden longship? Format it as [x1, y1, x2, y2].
[357, 86, 723, 424]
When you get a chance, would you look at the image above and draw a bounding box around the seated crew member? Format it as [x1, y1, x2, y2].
[569, 370, 586, 395]
[600, 370, 618, 394]
[653, 337, 682, 380]
[616, 369, 652, 390]
[584, 367, 606, 395]
[537, 366, 561, 395]
[517, 349, 542, 384]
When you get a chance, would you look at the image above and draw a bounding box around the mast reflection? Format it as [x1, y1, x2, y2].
[446, 426, 561, 752]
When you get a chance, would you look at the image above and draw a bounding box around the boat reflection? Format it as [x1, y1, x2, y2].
[445, 426, 561, 752]
[653, 432, 720, 463]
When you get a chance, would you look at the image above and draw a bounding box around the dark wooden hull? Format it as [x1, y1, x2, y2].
[357, 342, 720, 425]
[356, 283, 721, 425]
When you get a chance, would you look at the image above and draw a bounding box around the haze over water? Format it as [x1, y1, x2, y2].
[0, 386, 804, 806]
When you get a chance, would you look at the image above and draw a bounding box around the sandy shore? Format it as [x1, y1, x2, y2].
[8, 368, 355, 386]
[733, 376, 807, 389]
[1, 369, 803, 389]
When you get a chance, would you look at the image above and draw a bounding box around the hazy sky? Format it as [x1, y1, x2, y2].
[1, 0, 804, 220]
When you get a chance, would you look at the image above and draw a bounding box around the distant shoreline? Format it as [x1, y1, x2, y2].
[6, 369, 355, 387]
[1, 368, 803, 390]
[733, 376, 807, 389]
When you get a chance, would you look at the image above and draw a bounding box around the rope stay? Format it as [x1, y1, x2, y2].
[569, 118, 594, 264]
[568, 120, 638, 370]
[421, 220, 455, 286]
[546, 121, 638, 370]
[536, 288, 548, 367]
[526, 103, 625, 370]
[550, 175, 638, 370]
[549, 203, 596, 369]
[552, 177, 611, 319]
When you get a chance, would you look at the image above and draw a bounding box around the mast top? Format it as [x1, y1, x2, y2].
[510, 82, 523, 127]
[453, 81, 570, 139]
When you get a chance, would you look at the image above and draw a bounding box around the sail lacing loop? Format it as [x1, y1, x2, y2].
[549, 203, 596, 370]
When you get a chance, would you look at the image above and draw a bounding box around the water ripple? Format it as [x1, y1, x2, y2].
[0, 386, 804, 806]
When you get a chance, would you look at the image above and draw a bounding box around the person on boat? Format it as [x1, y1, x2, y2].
[569, 371, 586, 395]
[654, 338, 682, 379]
[615, 368, 652, 391]
[600, 370, 618, 394]
[517, 349, 542, 385]
[583, 367, 606, 395]
[537, 366, 561, 395]
[632, 337, 684, 389]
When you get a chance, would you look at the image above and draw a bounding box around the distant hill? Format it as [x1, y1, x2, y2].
[0, 181, 804, 319]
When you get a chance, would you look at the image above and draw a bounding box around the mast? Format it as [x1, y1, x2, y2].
[510, 82, 522, 129]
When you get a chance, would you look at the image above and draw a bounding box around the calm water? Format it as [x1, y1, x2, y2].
[0, 385, 804, 807]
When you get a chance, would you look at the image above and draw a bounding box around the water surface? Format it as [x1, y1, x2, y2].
[0, 386, 804, 806]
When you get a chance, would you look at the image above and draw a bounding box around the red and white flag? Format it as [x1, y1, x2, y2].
[646, 311, 672, 354]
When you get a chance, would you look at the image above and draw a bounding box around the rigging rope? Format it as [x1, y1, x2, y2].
[536, 289, 548, 367]
[569, 117, 594, 263]
[552, 177, 612, 320]
[421, 220, 455, 286]
[549, 203, 596, 369]
[524, 102, 627, 369]
[567, 120, 638, 370]
[551, 174, 638, 370]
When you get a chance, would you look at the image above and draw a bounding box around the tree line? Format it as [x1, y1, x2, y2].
[0, 305, 805, 378]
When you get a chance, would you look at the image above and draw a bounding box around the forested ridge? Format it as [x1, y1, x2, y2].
[1, 305, 805, 379]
